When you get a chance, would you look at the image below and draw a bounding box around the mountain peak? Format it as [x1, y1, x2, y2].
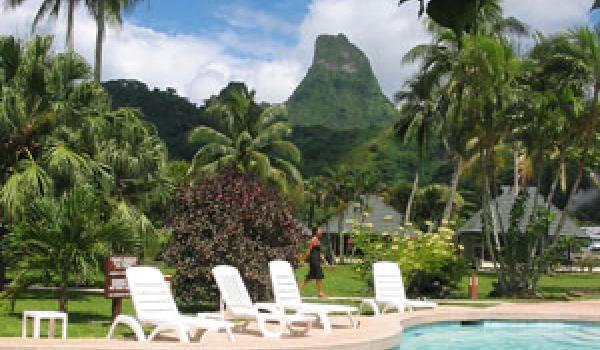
[287, 34, 396, 129]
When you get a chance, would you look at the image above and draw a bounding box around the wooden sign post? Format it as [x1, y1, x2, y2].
[104, 256, 138, 320]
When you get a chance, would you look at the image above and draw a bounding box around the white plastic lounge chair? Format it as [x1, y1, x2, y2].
[212, 265, 314, 338]
[367, 261, 437, 315]
[268, 260, 359, 332]
[108, 266, 235, 343]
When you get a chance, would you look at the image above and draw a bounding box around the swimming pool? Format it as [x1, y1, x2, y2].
[395, 321, 600, 350]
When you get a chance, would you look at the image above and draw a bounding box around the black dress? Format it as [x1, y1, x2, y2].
[306, 241, 324, 280]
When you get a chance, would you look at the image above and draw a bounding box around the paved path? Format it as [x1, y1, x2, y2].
[2, 301, 599, 350]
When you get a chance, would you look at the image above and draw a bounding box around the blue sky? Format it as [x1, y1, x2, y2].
[0, 0, 596, 103]
[129, 1, 311, 59]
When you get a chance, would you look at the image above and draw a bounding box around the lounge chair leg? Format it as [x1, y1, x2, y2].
[257, 316, 284, 338]
[175, 326, 190, 343]
[107, 315, 145, 342]
[347, 312, 358, 329]
[225, 327, 235, 342]
[147, 327, 160, 342]
[359, 298, 380, 316]
[317, 312, 331, 333]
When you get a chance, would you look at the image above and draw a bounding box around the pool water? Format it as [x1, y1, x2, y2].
[396, 321, 600, 350]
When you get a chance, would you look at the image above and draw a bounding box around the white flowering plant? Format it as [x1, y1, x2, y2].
[352, 220, 468, 297]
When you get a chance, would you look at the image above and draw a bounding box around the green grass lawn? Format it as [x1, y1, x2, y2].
[0, 265, 599, 338]
[0, 291, 137, 338]
[295, 264, 368, 297]
[296, 265, 600, 300]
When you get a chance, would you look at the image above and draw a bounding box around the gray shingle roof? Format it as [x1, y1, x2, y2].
[458, 186, 585, 238]
[324, 195, 403, 234]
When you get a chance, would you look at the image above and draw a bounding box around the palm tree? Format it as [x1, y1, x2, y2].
[447, 35, 521, 289]
[325, 166, 354, 264]
[3, 185, 138, 311]
[188, 87, 302, 196]
[394, 71, 440, 224]
[550, 25, 600, 237]
[86, 0, 142, 81]
[4, 0, 81, 52]
[402, 25, 466, 224]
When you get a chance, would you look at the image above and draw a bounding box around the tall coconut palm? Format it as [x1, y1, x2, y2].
[551, 25, 600, 237]
[86, 0, 141, 81]
[4, 0, 81, 52]
[402, 25, 465, 223]
[448, 35, 521, 289]
[188, 87, 302, 196]
[394, 71, 441, 224]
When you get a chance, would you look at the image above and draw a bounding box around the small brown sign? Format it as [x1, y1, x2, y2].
[104, 256, 138, 299]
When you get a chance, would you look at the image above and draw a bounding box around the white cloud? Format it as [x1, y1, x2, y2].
[0, 0, 595, 104]
[503, 0, 592, 34]
[215, 4, 297, 36]
[0, 0, 302, 103]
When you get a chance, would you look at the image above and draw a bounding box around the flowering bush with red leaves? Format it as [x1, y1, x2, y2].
[165, 168, 303, 306]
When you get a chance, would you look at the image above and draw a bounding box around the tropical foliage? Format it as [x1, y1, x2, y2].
[164, 168, 303, 305]
[187, 84, 302, 197]
[3, 185, 139, 311]
[395, 0, 600, 295]
[353, 220, 468, 297]
[0, 35, 170, 308]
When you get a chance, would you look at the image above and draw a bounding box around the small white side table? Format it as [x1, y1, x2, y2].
[22, 311, 68, 339]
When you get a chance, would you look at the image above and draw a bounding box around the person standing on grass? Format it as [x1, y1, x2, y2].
[300, 226, 328, 297]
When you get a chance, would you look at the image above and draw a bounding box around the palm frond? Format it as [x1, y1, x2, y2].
[188, 126, 232, 146]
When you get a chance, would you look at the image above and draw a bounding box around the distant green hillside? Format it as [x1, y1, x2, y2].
[292, 126, 379, 176]
[341, 127, 452, 185]
[287, 34, 397, 129]
[103, 80, 209, 160]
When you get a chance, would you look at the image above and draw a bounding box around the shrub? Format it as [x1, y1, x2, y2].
[353, 221, 468, 297]
[165, 168, 303, 306]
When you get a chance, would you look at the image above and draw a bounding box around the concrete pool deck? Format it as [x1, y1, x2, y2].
[1, 301, 599, 350]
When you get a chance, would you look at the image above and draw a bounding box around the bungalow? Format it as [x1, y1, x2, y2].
[323, 195, 403, 256]
[458, 186, 586, 263]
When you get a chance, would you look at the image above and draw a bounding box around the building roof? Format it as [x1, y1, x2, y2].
[458, 186, 585, 238]
[324, 195, 402, 234]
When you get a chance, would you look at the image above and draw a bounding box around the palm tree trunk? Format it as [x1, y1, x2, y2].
[0, 220, 5, 291]
[58, 270, 69, 312]
[94, 0, 105, 82]
[546, 164, 561, 211]
[66, 0, 76, 52]
[0, 252, 5, 292]
[481, 145, 507, 292]
[513, 142, 519, 195]
[552, 160, 584, 239]
[405, 172, 419, 224]
[442, 156, 462, 223]
[337, 212, 345, 264]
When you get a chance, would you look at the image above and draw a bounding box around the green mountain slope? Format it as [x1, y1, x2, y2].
[287, 34, 397, 129]
[103, 80, 210, 160]
[341, 127, 452, 185]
